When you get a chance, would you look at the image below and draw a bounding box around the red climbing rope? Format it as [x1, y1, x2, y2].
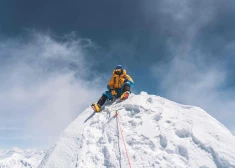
[115, 111, 132, 168]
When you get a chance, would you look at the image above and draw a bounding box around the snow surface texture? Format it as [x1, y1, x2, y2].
[0, 148, 45, 168]
[39, 92, 235, 168]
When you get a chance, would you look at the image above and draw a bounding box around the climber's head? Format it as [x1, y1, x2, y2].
[115, 65, 123, 75]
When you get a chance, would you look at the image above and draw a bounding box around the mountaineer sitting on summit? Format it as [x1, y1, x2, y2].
[91, 65, 134, 112]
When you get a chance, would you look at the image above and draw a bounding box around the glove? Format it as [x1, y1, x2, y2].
[111, 89, 117, 101]
[111, 89, 117, 96]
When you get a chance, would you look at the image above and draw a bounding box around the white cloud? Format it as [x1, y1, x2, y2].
[149, 0, 235, 135]
[0, 32, 103, 148]
[151, 51, 235, 136]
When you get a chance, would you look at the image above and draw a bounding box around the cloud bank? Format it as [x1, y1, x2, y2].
[0, 32, 103, 149]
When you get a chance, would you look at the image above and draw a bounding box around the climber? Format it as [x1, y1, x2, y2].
[91, 65, 134, 112]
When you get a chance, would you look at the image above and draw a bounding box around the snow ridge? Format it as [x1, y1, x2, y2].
[39, 92, 235, 168]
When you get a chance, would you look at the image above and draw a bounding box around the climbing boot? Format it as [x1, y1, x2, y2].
[91, 103, 101, 112]
[120, 91, 130, 101]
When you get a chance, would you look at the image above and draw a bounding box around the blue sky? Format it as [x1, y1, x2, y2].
[0, 0, 235, 149]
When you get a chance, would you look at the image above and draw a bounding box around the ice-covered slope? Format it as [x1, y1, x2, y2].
[39, 92, 235, 168]
[0, 148, 45, 168]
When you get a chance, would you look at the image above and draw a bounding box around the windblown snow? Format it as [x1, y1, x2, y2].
[0, 148, 45, 168]
[39, 92, 235, 168]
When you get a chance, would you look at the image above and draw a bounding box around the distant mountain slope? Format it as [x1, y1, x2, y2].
[0, 148, 45, 168]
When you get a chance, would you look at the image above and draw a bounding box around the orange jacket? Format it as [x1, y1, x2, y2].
[107, 70, 134, 89]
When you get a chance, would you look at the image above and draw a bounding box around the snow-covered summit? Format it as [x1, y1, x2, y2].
[0, 148, 45, 168]
[39, 92, 235, 168]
